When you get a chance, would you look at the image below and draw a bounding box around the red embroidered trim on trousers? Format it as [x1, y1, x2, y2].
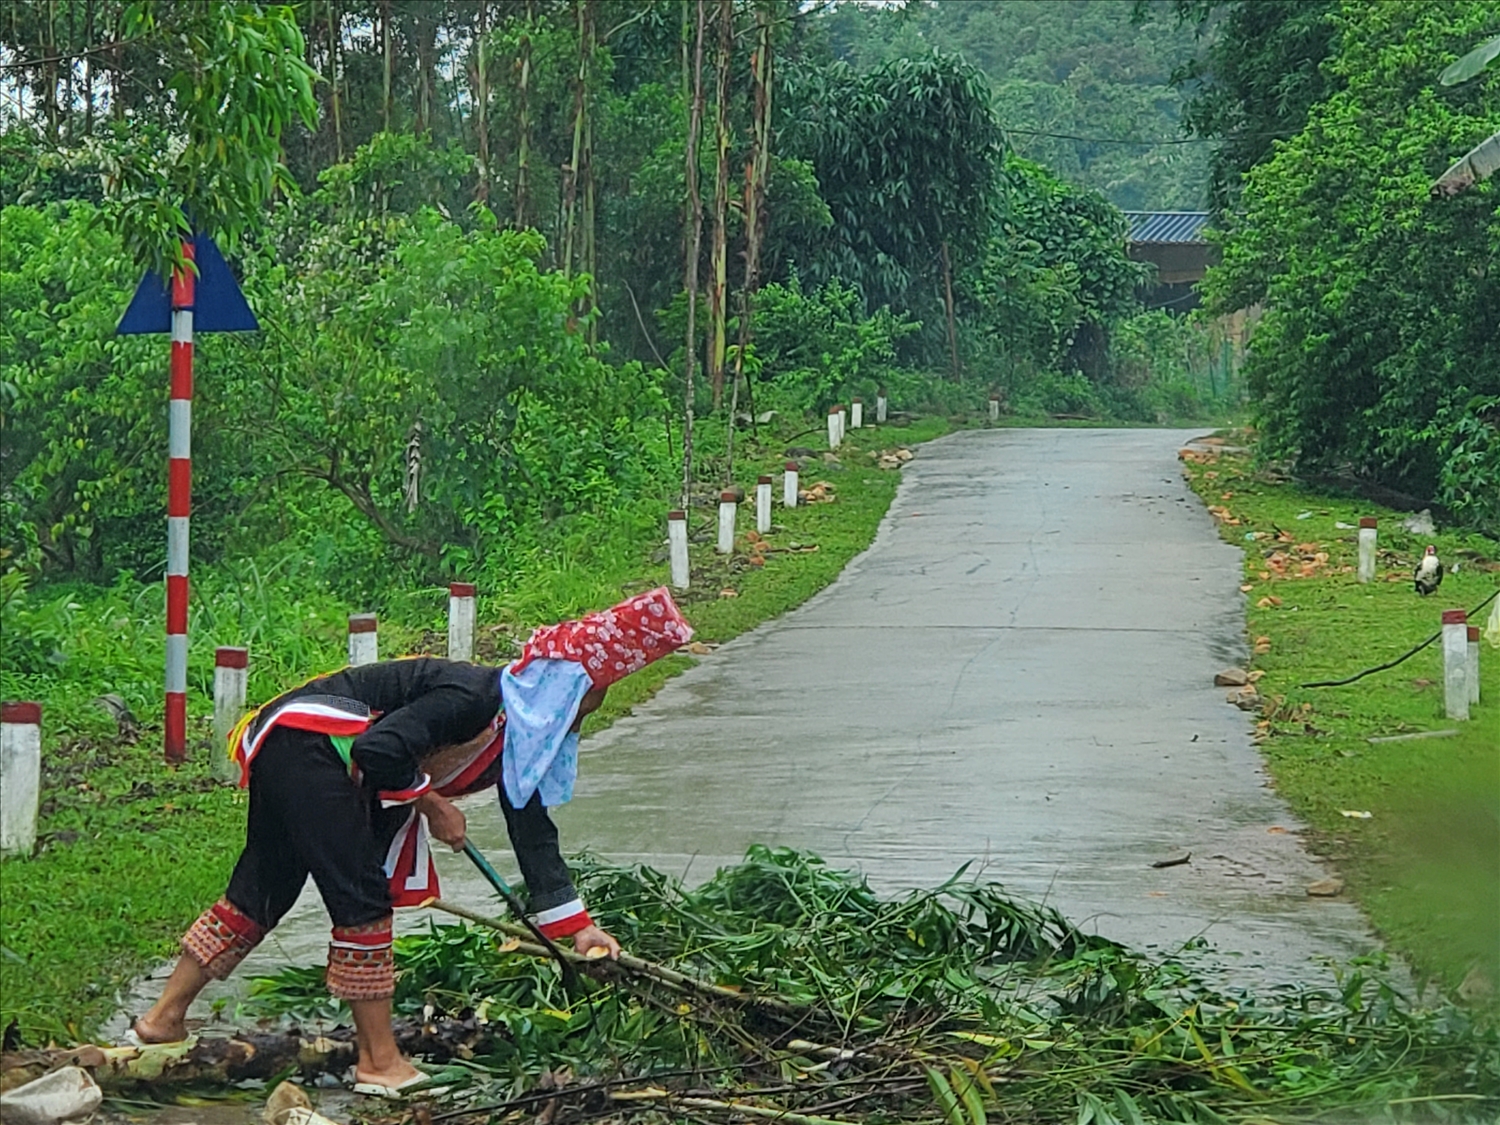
[181, 899, 266, 980]
[326, 915, 395, 1001]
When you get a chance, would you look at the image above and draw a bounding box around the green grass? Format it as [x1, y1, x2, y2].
[0, 416, 949, 1044]
[1180, 437, 1499, 1002]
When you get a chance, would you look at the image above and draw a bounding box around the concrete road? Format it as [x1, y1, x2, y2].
[544, 427, 1376, 984]
[118, 428, 1375, 1029]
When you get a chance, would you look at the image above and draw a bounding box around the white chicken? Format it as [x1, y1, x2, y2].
[1413, 544, 1443, 596]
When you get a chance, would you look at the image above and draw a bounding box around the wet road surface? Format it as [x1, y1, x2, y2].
[118, 427, 1376, 1032]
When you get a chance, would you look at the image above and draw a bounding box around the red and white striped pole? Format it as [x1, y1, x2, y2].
[165, 243, 195, 764]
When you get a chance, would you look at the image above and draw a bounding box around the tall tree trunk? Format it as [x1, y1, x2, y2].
[475, 0, 489, 203]
[111, 1, 124, 122]
[83, 0, 94, 134]
[561, 0, 590, 279]
[44, 0, 59, 142]
[514, 0, 534, 227]
[681, 0, 708, 509]
[63, 0, 74, 139]
[582, 67, 597, 345]
[327, 0, 344, 159]
[726, 0, 773, 479]
[416, 9, 437, 135]
[707, 0, 732, 412]
[381, 0, 393, 133]
[940, 240, 960, 380]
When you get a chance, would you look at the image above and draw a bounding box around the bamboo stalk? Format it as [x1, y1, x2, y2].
[426, 898, 804, 1013]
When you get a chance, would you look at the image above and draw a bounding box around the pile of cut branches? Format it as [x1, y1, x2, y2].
[240, 848, 1499, 1122]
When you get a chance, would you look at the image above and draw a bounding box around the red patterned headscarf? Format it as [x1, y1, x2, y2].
[512, 587, 694, 689]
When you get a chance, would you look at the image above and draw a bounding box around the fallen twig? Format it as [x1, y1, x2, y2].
[428, 898, 806, 1014]
[610, 1086, 862, 1125]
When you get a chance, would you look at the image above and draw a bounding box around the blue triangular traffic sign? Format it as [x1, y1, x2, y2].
[117, 232, 259, 335]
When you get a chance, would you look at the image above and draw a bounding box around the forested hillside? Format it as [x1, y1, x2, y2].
[820, 0, 1213, 211]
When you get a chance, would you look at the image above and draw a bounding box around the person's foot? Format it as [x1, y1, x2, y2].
[353, 1058, 425, 1094]
[129, 1014, 188, 1045]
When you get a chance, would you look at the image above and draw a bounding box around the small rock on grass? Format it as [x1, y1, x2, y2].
[1214, 668, 1249, 687]
[1306, 877, 1344, 897]
[1228, 687, 1261, 711]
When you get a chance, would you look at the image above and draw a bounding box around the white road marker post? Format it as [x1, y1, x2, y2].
[876, 387, 888, 424]
[0, 702, 41, 858]
[348, 613, 379, 666]
[756, 475, 773, 533]
[1442, 609, 1470, 721]
[717, 490, 738, 555]
[850, 398, 863, 429]
[827, 406, 840, 450]
[988, 393, 1000, 423]
[1469, 625, 1481, 706]
[448, 582, 477, 662]
[1357, 517, 1377, 584]
[211, 648, 248, 784]
[668, 510, 690, 590]
[836, 405, 847, 446]
[783, 461, 799, 509]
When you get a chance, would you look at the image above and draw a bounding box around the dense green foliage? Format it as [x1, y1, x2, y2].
[1, 0, 1229, 594]
[248, 847, 1500, 1121]
[781, 53, 1001, 326]
[1163, 0, 1339, 214]
[823, 0, 1212, 212]
[1206, 0, 1500, 527]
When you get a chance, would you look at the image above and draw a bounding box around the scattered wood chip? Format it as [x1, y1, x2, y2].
[1306, 877, 1344, 897]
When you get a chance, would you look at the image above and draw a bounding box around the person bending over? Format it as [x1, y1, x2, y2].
[132, 589, 692, 1096]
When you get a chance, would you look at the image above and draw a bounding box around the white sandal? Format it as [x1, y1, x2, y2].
[351, 1072, 449, 1099]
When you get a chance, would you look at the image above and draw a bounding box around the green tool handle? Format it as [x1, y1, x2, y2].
[461, 841, 580, 984]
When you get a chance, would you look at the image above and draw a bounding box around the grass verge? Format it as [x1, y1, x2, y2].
[1180, 434, 1499, 1002]
[0, 417, 947, 1044]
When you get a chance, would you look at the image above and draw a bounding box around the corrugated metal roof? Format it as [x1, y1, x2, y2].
[1123, 211, 1212, 244]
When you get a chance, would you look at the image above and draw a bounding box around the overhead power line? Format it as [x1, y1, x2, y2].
[1004, 127, 1295, 147]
